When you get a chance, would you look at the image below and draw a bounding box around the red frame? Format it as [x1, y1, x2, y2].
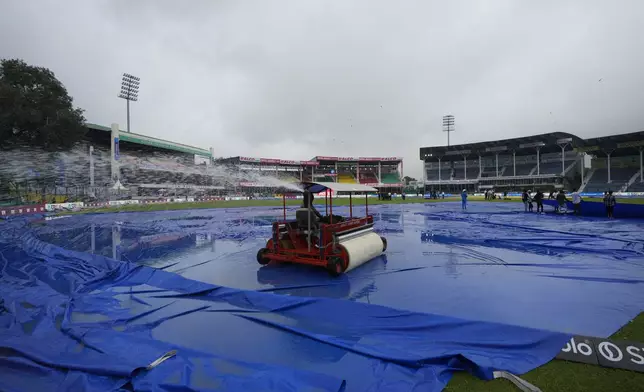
[262, 189, 374, 271]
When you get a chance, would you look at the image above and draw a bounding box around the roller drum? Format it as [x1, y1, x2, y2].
[337, 232, 385, 273]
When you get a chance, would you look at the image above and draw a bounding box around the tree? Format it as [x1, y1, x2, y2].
[0, 59, 86, 151]
[402, 176, 417, 185]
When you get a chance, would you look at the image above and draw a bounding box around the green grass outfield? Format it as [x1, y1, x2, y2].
[64, 196, 460, 214]
[57, 196, 644, 390]
[446, 313, 644, 392]
[64, 195, 644, 214]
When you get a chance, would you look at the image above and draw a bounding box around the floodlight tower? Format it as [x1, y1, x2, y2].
[118, 73, 140, 133]
[442, 115, 455, 146]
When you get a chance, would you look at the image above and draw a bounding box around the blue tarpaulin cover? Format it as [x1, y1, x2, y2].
[543, 198, 644, 218]
[1, 202, 643, 391]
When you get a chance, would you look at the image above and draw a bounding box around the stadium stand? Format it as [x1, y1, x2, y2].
[507, 163, 535, 177]
[310, 156, 404, 190]
[576, 133, 644, 193]
[0, 122, 225, 205]
[610, 167, 638, 189]
[381, 173, 401, 184]
[359, 172, 379, 184]
[426, 167, 453, 181]
[316, 175, 336, 182]
[583, 169, 608, 193]
[208, 156, 405, 194]
[421, 130, 644, 194]
[276, 172, 299, 182]
[2, 121, 411, 204]
[536, 162, 563, 175]
[338, 173, 357, 183]
[628, 180, 644, 192]
[452, 166, 480, 180]
[583, 167, 638, 192]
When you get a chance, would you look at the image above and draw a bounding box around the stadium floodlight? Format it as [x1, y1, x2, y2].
[118, 73, 141, 133]
[442, 115, 455, 147]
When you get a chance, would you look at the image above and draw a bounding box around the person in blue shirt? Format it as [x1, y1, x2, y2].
[461, 189, 468, 210]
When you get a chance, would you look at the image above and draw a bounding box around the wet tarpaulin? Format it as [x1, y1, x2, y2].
[1, 201, 644, 391]
[543, 198, 644, 218]
[16, 203, 644, 338]
[38, 202, 644, 337]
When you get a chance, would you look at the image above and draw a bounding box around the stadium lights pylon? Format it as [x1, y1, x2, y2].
[442, 115, 455, 147]
[118, 73, 141, 133]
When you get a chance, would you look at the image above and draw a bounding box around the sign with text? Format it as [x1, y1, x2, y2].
[361, 182, 404, 187]
[485, 146, 508, 153]
[114, 137, 120, 160]
[45, 202, 85, 212]
[557, 336, 644, 373]
[238, 164, 260, 171]
[575, 146, 601, 153]
[240, 182, 294, 188]
[445, 150, 471, 156]
[313, 173, 337, 177]
[519, 142, 545, 149]
[138, 184, 225, 190]
[1, 204, 46, 216]
[617, 140, 644, 149]
[108, 200, 140, 206]
[313, 156, 401, 162]
[239, 157, 260, 163]
[358, 157, 402, 162]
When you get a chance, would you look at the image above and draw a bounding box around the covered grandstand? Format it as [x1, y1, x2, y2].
[420, 130, 644, 194]
[84, 123, 221, 200]
[310, 156, 404, 188]
[577, 131, 644, 193]
[0, 123, 220, 204]
[215, 155, 405, 194]
[15, 122, 406, 202]
[214, 156, 318, 196]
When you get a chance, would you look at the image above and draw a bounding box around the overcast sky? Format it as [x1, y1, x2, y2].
[2, 0, 643, 178]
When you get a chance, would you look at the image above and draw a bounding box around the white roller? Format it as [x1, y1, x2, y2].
[339, 232, 384, 273]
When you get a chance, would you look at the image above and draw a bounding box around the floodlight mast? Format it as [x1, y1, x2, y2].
[442, 115, 455, 147]
[117, 73, 141, 133]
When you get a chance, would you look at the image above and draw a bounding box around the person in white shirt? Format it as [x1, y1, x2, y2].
[571, 189, 582, 215]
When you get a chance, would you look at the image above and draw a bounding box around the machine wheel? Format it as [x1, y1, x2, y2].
[327, 256, 345, 277]
[256, 248, 271, 265]
[381, 237, 387, 252]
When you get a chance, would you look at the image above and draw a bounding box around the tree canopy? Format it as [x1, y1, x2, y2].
[402, 176, 417, 185]
[0, 58, 86, 150]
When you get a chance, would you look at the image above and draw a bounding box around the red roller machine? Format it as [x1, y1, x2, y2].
[256, 182, 387, 276]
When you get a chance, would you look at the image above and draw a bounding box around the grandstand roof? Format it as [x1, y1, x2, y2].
[216, 156, 401, 165]
[578, 130, 644, 157]
[312, 156, 402, 163]
[420, 132, 583, 161]
[217, 156, 319, 166]
[420, 130, 644, 161]
[86, 123, 212, 157]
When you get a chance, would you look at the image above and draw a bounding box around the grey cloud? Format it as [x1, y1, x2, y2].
[1, 0, 643, 178]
